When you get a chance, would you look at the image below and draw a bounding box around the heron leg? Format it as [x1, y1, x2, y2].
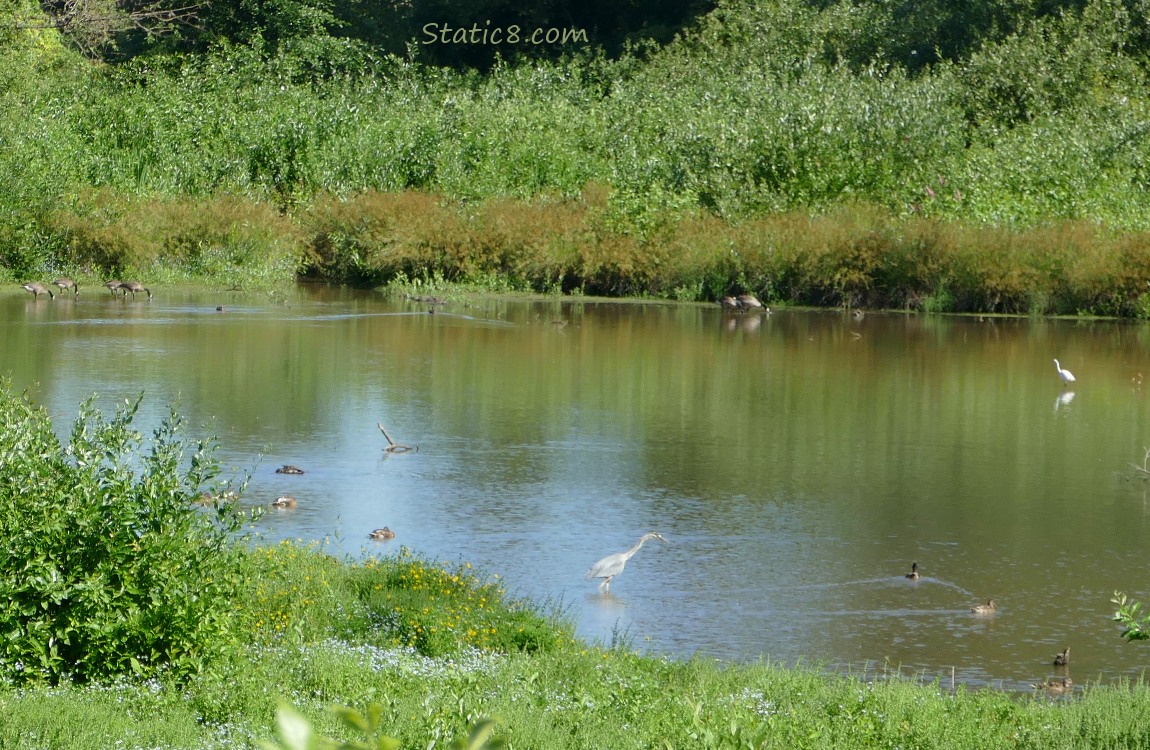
[599, 577, 612, 592]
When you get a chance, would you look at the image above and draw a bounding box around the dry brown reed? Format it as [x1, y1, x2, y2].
[38, 187, 1150, 317]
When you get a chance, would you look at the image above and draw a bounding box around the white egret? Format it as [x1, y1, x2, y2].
[1053, 359, 1076, 385]
[585, 532, 667, 592]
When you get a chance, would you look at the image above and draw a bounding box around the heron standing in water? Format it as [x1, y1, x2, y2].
[586, 532, 668, 592]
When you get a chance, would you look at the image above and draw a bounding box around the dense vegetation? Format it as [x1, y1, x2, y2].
[2, 0, 1150, 314]
[5, 387, 1150, 748]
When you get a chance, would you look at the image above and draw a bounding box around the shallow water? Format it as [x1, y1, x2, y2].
[4, 284, 1150, 691]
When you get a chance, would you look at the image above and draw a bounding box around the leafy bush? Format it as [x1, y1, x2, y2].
[1113, 592, 1150, 640]
[0, 383, 249, 683]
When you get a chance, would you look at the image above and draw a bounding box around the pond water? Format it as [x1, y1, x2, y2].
[4, 284, 1150, 691]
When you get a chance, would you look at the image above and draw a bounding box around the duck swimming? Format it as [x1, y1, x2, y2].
[1054, 647, 1070, 667]
[275, 465, 305, 475]
[1033, 677, 1073, 694]
[970, 599, 998, 614]
[271, 495, 298, 509]
[368, 527, 396, 540]
[905, 562, 920, 580]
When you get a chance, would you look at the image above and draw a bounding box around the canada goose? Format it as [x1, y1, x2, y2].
[270, 495, 297, 509]
[275, 465, 305, 475]
[1033, 677, 1073, 694]
[104, 280, 123, 294]
[971, 599, 998, 614]
[1054, 647, 1070, 667]
[368, 527, 396, 540]
[21, 282, 54, 299]
[719, 296, 741, 311]
[52, 278, 79, 295]
[736, 294, 763, 312]
[120, 281, 152, 300]
[905, 562, 920, 580]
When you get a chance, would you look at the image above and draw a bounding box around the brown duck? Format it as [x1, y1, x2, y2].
[970, 599, 997, 614]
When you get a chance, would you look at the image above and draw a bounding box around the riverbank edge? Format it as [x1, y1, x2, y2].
[5, 539, 1150, 749]
[9, 189, 1150, 320]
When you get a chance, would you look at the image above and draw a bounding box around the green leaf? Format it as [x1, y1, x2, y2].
[275, 704, 316, 750]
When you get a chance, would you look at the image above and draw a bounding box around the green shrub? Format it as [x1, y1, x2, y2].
[0, 383, 250, 683]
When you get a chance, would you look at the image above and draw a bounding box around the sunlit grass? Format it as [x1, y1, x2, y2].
[4, 539, 1150, 748]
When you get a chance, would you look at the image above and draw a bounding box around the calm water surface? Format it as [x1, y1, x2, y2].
[4, 285, 1150, 691]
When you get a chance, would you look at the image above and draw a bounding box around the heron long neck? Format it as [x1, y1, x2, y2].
[624, 536, 651, 560]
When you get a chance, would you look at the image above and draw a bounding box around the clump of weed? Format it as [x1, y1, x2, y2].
[0, 382, 251, 684]
[349, 548, 575, 658]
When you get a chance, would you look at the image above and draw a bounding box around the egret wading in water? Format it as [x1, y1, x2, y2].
[586, 532, 667, 592]
[1053, 359, 1076, 386]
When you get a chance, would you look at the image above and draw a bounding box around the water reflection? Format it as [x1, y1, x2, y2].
[3, 287, 1150, 691]
[1054, 390, 1076, 412]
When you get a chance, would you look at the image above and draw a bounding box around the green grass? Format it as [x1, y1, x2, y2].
[3, 538, 1150, 749]
[4, 0, 1150, 315]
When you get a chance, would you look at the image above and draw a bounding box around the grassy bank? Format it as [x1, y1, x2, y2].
[17, 189, 1150, 318]
[6, 539, 1150, 749]
[4, 387, 1150, 749]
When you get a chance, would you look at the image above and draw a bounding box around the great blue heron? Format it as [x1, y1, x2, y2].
[1053, 359, 1075, 385]
[369, 527, 396, 540]
[52, 278, 79, 295]
[120, 281, 152, 300]
[905, 562, 920, 580]
[21, 282, 54, 299]
[1053, 647, 1070, 667]
[971, 598, 997, 614]
[585, 532, 667, 592]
